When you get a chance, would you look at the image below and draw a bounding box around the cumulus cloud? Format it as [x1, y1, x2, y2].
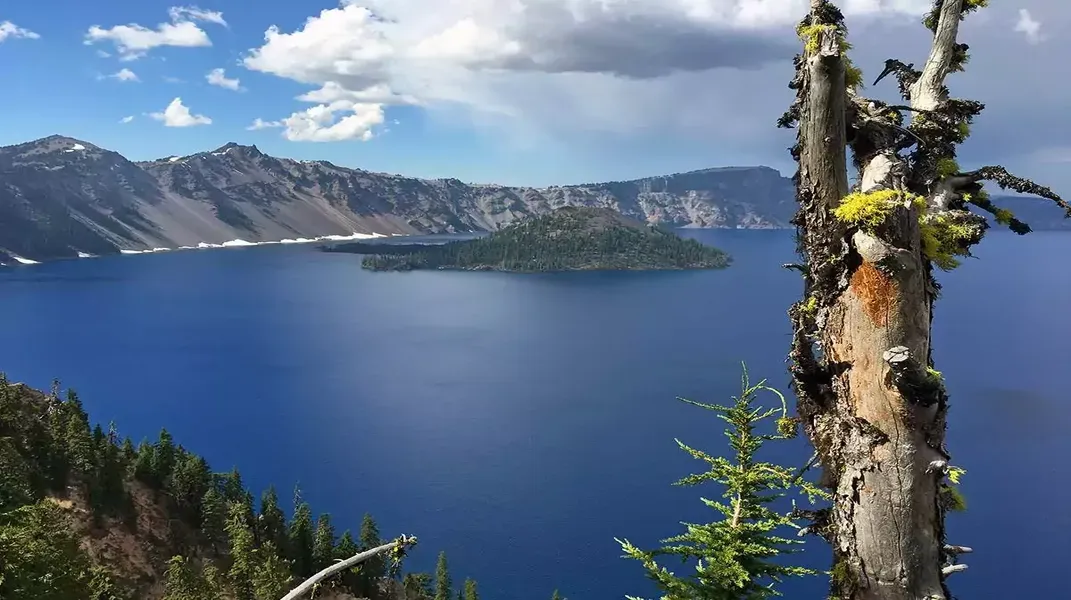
[239, 0, 938, 145]
[279, 102, 385, 142]
[247, 118, 283, 130]
[1014, 8, 1043, 44]
[101, 68, 140, 82]
[0, 20, 39, 42]
[85, 5, 227, 60]
[119, 115, 135, 124]
[206, 68, 243, 91]
[149, 97, 212, 127]
[238, 0, 1071, 193]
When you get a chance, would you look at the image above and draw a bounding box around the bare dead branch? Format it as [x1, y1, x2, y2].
[280, 535, 418, 600]
[944, 544, 973, 555]
[942, 564, 968, 577]
[912, 0, 966, 111]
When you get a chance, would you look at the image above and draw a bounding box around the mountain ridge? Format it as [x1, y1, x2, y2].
[0, 135, 796, 263]
[1, 135, 1067, 264]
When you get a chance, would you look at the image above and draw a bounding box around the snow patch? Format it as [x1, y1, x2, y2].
[220, 239, 255, 247]
[12, 255, 41, 265]
[77, 252, 94, 258]
[65, 143, 86, 152]
[168, 156, 182, 163]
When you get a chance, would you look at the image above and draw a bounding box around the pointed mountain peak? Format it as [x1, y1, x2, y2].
[211, 142, 262, 157]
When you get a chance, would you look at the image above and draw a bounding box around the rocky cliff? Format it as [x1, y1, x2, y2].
[0, 135, 795, 262]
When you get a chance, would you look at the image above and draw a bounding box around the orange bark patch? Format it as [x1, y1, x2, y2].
[849, 261, 897, 327]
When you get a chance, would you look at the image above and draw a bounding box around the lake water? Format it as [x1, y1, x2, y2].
[1, 230, 1068, 599]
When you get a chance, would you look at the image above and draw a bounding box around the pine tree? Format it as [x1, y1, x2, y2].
[252, 542, 292, 600]
[618, 367, 823, 599]
[357, 513, 386, 597]
[200, 487, 227, 552]
[225, 502, 256, 600]
[257, 486, 288, 556]
[403, 573, 434, 599]
[463, 578, 479, 600]
[162, 555, 208, 600]
[169, 454, 211, 523]
[287, 488, 315, 578]
[153, 429, 177, 486]
[434, 551, 451, 600]
[0, 500, 95, 599]
[132, 440, 156, 484]
[334, 530, 362, 595]
[64, 414, 95, 473]
[120, 437, 136, 468]
[311, 513, 336, 572]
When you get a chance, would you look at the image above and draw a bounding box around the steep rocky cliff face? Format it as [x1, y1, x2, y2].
[0, 135, 799, 262]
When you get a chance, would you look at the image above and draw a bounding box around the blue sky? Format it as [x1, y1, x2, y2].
[1, 1, 1067, 189]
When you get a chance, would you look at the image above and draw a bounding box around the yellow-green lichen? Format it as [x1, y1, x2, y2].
[801, 295, 818, 315]
[920, 213, 978, 271]
[833, 190, 926, 230]
[925, 367, 943, 385]
[935, 158, 960, 179]
[797, 23, 850, 55]
[955, 121, 971, 141]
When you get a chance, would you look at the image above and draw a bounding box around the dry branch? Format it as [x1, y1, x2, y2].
[280, 535, 418, 600]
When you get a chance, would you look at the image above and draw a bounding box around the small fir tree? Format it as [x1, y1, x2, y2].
[618, 366, 825, 599]
[434, 551, 452, 600]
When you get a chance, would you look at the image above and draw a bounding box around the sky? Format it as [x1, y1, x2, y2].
[0, 1, 1067, 189]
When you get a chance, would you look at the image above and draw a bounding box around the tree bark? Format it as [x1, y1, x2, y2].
[785, 2, 973, 599]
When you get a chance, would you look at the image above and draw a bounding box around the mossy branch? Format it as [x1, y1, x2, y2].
[961, 166, 1071, 216]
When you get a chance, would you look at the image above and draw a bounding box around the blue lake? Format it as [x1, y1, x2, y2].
[0, 229, 1068, 599]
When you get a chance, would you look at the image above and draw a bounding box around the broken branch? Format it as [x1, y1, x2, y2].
[963, 166, 1071, 216]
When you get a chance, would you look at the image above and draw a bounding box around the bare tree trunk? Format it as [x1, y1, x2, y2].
[782, 1, 1066, 599]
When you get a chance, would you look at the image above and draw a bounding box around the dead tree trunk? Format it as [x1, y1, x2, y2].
[780, 1, 1067, 599]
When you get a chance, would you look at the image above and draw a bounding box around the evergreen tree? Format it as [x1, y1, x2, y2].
[0, 501, 95, 600]
[225, 502, 256, 600]
[162, 555, 208, 600]
[434, 551, 451, 600]
[403, 573, 433, 599]
[200, 487, 227, 552]
[65, 414, 95, 472]
[152, 429, 177, 487]
[551, 589, 564, 600]
[120, 437, 136, 468]
[287, 488, 315, 578]
[357, 513, 386, 597]
[618, 368, 823, 598]
[463, 578, 479, 600]
[252, 542, 292, 600]
[0, 437, 34, 513]
[334, 530, 361, 595]
[311, 513, 336, 572]
[132, 440, 156, 484]
[96, 433, 127, 516]
[170, 454, 211, 523]
[257, 486, 288, 555]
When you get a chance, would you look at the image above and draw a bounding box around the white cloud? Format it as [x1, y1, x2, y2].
[247, 118, 283, 130]
[119, 115, 135, 124]
[101, 68, 140, 82]
[0, 20, 39, 42]
[280, 102, 385, 142]
[168, 6, 227, 27]
[206, 68, 243, 91]
[85, 5, 226, 60]
[1014, 8, 1043, 44]
[240, 0, 939, 145]
[150, 97, 212, 127]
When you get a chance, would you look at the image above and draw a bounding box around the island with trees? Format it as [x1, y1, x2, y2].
[329, 207, 731, 272]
